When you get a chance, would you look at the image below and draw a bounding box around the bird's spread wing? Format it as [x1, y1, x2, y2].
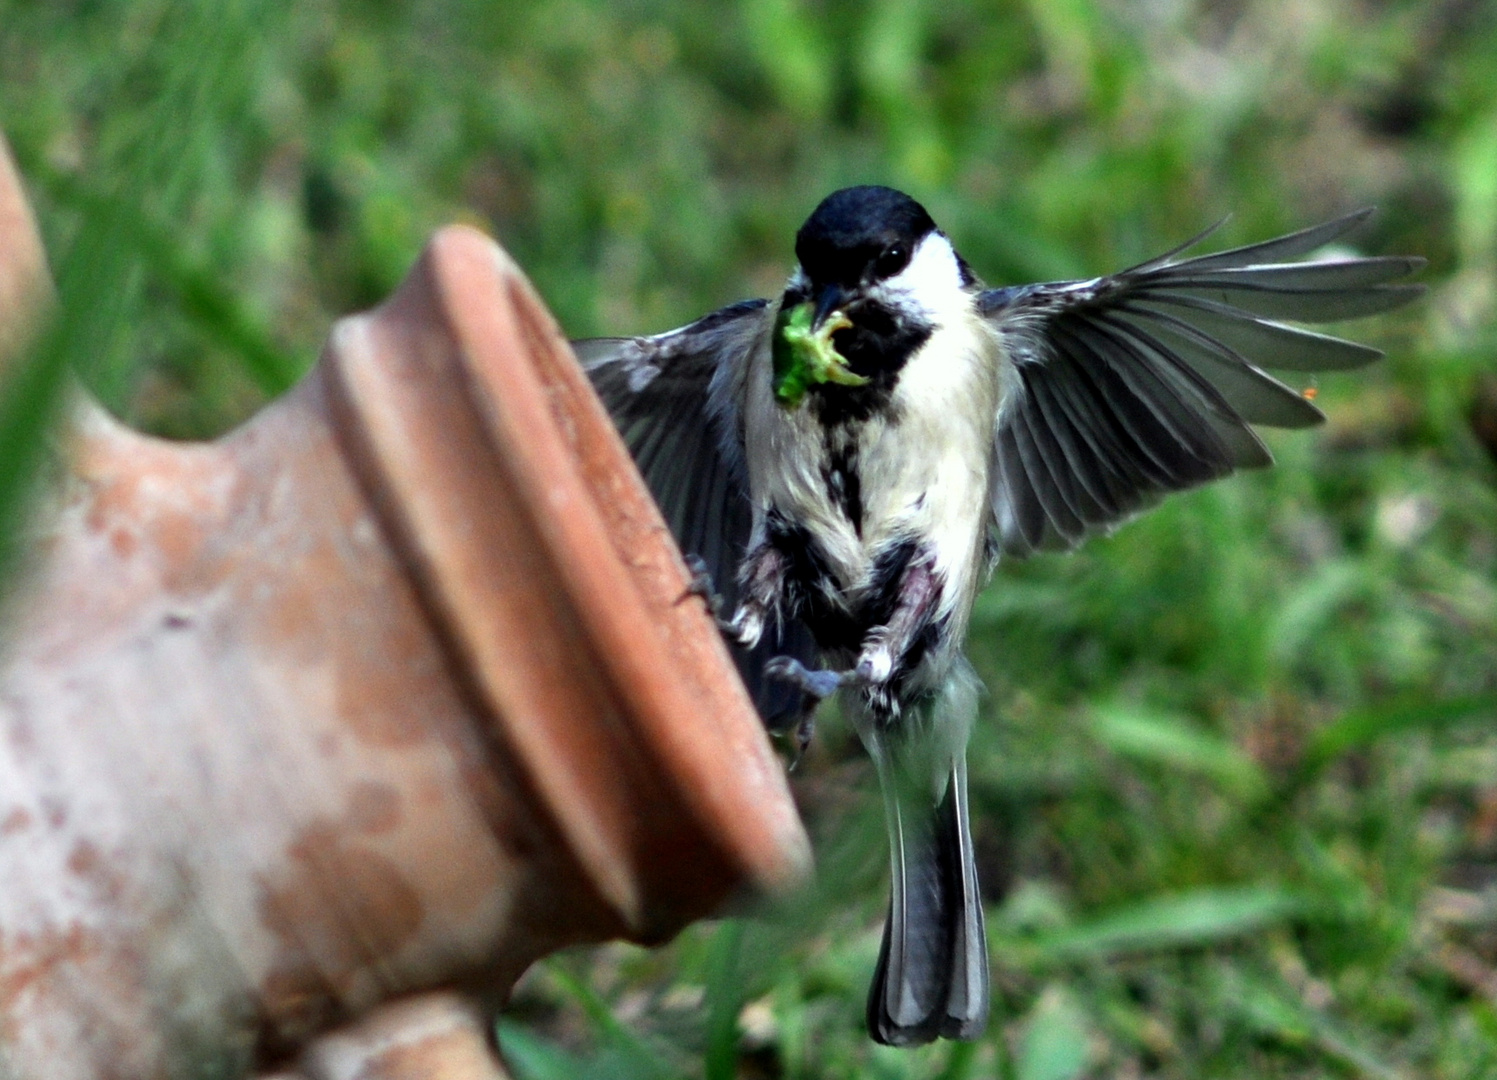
[979, 209, 1425, 558]
[575, 299, 818, 728]
[575, 299, 766, 589]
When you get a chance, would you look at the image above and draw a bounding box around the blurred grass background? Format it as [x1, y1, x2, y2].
[3, 0, 1496, 1076]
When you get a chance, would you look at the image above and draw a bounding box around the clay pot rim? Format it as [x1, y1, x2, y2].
[326, 226, 810, 932]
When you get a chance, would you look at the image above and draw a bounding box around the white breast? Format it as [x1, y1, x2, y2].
[858, 314, 1001, 613]
[743, 291, 1003, 627]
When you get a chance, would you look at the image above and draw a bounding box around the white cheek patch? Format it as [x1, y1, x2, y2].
[874, 233, 968, 322]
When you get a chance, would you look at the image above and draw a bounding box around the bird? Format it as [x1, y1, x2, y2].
[575, 185, 1423, 1047]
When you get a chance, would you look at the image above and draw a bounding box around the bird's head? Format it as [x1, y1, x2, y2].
[774, 186, 974, 417]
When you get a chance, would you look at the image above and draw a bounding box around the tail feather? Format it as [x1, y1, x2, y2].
[867, 755, 989, 1046]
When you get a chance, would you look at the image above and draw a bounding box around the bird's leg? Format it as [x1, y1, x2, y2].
[767, 553, 943, 697]
[768, 550, 943, 733]
[721, 541, 788, 649]
[686, 544, 823, 764]
[680, 550, 782, 645]
[854, 554, 941, 687]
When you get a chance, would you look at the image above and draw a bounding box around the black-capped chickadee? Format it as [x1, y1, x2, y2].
[577, 186, 1422, 1047]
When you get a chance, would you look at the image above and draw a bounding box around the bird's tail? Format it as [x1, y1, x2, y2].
[867, 751, 989, 1046]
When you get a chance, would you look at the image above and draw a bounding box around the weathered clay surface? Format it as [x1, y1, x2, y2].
[295, 993, 510, 1080]
[0, 135, 808, 1080]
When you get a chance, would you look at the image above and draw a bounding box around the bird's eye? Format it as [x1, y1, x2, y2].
[875, 243, 909, 278]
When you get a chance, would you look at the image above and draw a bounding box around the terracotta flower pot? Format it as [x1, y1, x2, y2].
[0, 136, 809, 1080]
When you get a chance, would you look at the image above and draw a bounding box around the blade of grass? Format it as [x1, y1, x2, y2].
[704, 920, 745, 1080]
[1016, 986, 1090, 1080]
[1022, 885, 1307, 963]
[1212, 964, 1405, 1080]
[0, 319, 68, 596]
[1266, 558, 1367, 668]
[934, 1035, 983, 1080]
[542, 959, 680, 1080]
[1090, 703, 1268, 801]
[40, 0, 274, 413]
[38, 166, 303, 396]
[1305, 693, 1497, 771]
[494, 1019, 590, 1080]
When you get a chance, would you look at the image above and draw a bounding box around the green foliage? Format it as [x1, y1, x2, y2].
[1016, 987, 1090, 1080]
[3, 0, 1496, 1076]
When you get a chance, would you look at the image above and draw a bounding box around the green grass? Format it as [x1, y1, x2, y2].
[3, 0, 1496, 1076]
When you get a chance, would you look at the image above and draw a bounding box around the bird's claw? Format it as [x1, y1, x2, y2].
[679, 554, 724, 615]
[789, 711, 816, 770]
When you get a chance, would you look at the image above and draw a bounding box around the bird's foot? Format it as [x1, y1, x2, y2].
[680, 554, 762, 644]
[763, 655, 850, 701]
[764, 656, 875, 769]
[679, 554, 726, 617]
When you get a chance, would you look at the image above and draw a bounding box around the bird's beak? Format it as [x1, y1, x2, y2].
[812, 283, 850, 331]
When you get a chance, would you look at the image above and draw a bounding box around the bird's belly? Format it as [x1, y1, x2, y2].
[855, 448, 990, 610]
[762, 431, 991, 647]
